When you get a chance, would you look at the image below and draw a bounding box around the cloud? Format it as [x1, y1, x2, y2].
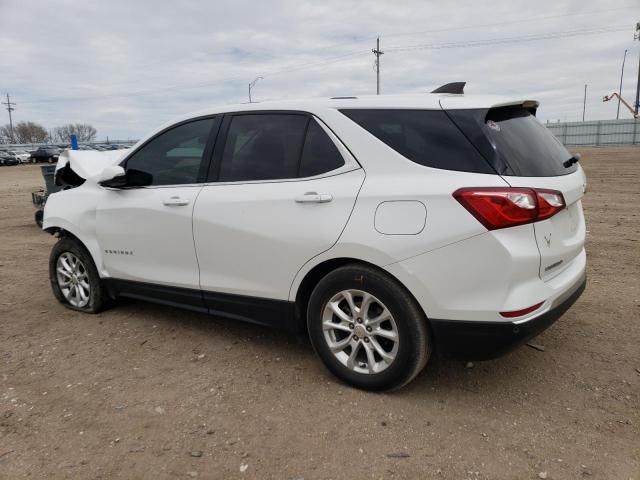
[0, 0, 637, 139]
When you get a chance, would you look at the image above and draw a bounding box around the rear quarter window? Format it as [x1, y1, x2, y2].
[340, 109, 495, 174]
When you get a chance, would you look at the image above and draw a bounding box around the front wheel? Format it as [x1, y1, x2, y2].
[307, 264, 431, 391]
[49, 237, 108, 313]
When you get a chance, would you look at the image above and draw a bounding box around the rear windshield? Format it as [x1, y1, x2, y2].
[340, 109, 494, 174]
[446, 107, 577, 177]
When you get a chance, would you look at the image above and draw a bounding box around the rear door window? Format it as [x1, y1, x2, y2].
[340, 109, 494, 174]
[218, 114, 308, 182]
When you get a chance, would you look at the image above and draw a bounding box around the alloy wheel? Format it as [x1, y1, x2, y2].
[322, 289, 399, 374]
[56, 252, 90, 308]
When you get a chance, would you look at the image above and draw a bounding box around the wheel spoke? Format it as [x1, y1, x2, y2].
[363, 342, 377, 374]
[360, 293, 374, 319]
[342, 291, 357, 316]
[346, 340, 361, 369]
[373, 328, 397, 341]
[60, 256, 73, 273]
[57, 267, 72, 279]
[329, 301, 352, 323]
[323, 320, 351, 333]
[329, 334, 353, 353]
[370, 337, 394, 364]
[77, 284, 88, 301]
[367, 308, 391, 327]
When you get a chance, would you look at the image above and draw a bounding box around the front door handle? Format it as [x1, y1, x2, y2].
[295, 192, 333, 204]
[162, 196, 190, 206]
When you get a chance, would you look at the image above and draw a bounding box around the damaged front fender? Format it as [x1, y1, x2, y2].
[55, 149, 127, 188]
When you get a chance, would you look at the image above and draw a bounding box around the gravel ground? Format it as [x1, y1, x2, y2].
[1, 147, 639, 479]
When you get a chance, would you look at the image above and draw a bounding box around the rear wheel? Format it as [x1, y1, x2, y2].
[49, 237, 107, 313]
[47, 156, 53, 163]
[307, 264, 431, 391]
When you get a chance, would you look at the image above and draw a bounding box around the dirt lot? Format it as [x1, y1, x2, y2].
[1, 147, 639, 479]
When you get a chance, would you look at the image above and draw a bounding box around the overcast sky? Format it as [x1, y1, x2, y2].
[0, 0, 638, 140]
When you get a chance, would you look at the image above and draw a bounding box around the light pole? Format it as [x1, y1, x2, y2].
[634, 22, 640, 115]
[248, 76, 263, 103]
[582, 84, 587, 122]
[617, 49, 628, 120]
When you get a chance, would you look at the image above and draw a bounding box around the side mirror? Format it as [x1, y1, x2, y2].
[97, 165, 127, 188]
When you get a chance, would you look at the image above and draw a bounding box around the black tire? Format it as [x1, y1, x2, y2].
[34, 210, 43, 228]
[47, 156, 53, 163]
[49, 236, 108, 313]
[307, 264, 431, 391]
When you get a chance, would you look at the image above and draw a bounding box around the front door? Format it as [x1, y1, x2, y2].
[96, 116, 218, 297]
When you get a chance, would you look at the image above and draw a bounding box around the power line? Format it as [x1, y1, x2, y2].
[384, 25, 630, 52]
[381, 5, 639, 40]
[1, 94, 16, 143]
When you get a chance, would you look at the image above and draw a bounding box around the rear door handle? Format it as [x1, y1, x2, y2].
[295, 192, 333, 204]
[162, 196, 190, 206]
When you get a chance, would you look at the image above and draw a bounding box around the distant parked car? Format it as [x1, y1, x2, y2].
[30, 147, 60, 163]
[7, 150, 31, 163]
[0, 151, 19, 166]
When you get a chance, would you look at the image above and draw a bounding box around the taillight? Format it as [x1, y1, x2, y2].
[536, 189, 565, 220]
[453, 187, 565, 230]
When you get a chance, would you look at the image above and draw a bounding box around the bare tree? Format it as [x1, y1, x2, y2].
[0, 125, 12, 144]
[15, 121, 49, 143]
[0, 121, 49, 143]
[53, 123, 98, 143]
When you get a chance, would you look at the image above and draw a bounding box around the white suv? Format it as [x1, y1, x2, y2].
[44, 91, 587, 390]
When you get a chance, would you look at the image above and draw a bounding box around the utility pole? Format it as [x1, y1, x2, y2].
[634, 22, 640, 115]
[372, 37, 384, 95]
[248, 76, 263, 103]
[582, 84, 587, 122]
[2, 93, 16, 143]
[617, 49, 627, 120]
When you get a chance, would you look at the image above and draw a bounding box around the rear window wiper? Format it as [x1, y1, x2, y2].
[563, 153, 581, 168]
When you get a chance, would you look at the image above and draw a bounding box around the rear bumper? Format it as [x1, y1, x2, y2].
[430, 272, 586, 360]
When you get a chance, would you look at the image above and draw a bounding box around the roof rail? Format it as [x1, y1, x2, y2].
[431, 82, 466, 94]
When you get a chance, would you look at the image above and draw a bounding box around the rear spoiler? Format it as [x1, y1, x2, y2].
[490, 100, 539, 115]
[439, 96, 540, 115]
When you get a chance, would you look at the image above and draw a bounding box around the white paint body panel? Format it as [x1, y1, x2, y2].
[193, 169, 365, 299]
[96, 186, 203, 288]
[374, 201, 426, 235]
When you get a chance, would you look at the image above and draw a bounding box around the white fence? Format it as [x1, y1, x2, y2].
[1, 140, 138, 150]
[546, 119, 640, 146]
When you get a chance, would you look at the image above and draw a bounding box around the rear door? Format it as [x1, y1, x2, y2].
[443, 103, 587, 280]
[192, 112, 364, 315]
